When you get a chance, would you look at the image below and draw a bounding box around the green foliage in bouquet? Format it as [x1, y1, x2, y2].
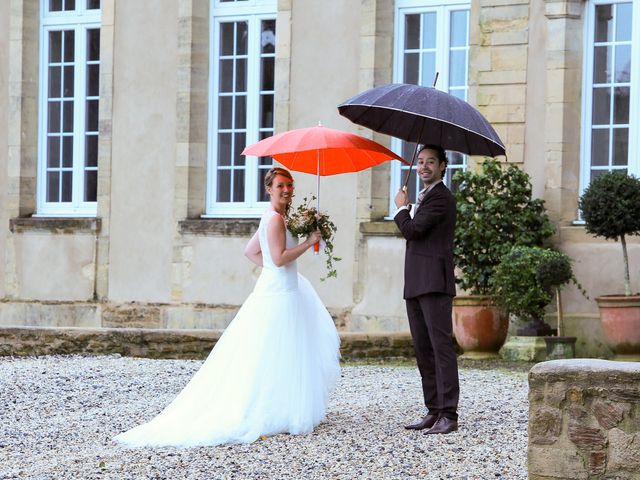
[287, 196, 341, 281]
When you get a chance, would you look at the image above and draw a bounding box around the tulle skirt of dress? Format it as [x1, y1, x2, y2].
[113, 273, 340, 448]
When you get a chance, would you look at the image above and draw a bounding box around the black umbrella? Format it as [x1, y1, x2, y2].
[338, 83, 505, 158]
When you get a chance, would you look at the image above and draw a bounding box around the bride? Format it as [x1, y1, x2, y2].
[114, 167, 341, 447]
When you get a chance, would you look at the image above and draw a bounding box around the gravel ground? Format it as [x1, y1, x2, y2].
[0, 355, 528, 480]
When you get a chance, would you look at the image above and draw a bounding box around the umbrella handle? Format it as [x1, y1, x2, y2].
[402, 143, 421, 191]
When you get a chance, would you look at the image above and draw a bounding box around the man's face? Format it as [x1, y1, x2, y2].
[416, 149, 445, 186]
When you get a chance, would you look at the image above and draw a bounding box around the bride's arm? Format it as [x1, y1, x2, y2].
[244, 231, 263, 267]
[267, 215, 321, 267]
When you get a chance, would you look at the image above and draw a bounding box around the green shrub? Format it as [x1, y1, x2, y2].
[453, 160, 555, 295]
[491, 246, 578, 322]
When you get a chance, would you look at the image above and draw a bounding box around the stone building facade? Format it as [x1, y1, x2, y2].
[1, 0, 639, 357]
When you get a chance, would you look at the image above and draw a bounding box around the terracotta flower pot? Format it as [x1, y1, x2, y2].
[453, 295, 508, 359]
[596, 295, 640, 361]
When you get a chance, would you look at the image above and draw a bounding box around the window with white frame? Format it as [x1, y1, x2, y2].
[37, 0, 101, 217]
[206, 0, 276, 217]
[581, 0, 639, 190]
[391, 0, 469, 207]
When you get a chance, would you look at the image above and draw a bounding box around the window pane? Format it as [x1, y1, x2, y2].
[613, 128, 628, 166]
[595, 4, 613, 42]
[63, 100, 74, 132]
[258, 167, 270, 201]
[421, 52, 436, 87]
[593, 46, 611, 84]
[48, 102, 61, 133]
[422, 12, 436, 49]
[49, 31, 62, 63]
[404, 53, 419, 84]
[615, 3, 632, 42]
[613, 86, 630, 124]
[218, 133, 231, 166]
[449, 50, 466, 87]
[235, 58, 247, 92]
[592, 87, 611, 125]
[234, 95, 246, 129]
[234, 132, 246, 166]
[64, 30, 75, 62]
[86, 99, 98, 131]
[219, 59, 233, 92]
[65, 0, 76, 11]
[260, 95, 274, 129]
[87, 64, 99, 96]
[220, 23, 235, 56]
[47, 172, 60, 202]
[63, 65, 74, 97]
[236, 21, 248, 55]
[62, 136, 73, 167]
[216, 170, 231, 202]
[615, 45, 631, 83]
[218, 96, 232, 129]
[87, 0, 101, 10]
[84, 170, 97, 202]
[591, 129, 609, 166]
[233, 170, 245, 202]
[50, 0, 63, 11]
[48, 66, 62, 98]
[85, 135, 98, 167]
[61, 171, 73, 202]
[261, 20, 276, 54]
[47, 137, 61, 168]
[450, 10, 468, 48]
[261, 57, 274, 91]
[405, 15, 420, 50]
[87, 29, 100, 61]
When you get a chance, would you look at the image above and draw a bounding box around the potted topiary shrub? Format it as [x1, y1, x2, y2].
[452, 160, 555, 358]
[491, 246, 584, 359]
[579, 171, 640, 360]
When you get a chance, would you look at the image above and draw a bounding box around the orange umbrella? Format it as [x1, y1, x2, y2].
[242, 124, 407, 213]
[242, 124, 406, 176]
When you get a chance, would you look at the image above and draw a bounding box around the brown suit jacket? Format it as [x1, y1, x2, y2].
[394, 181, 457, 299]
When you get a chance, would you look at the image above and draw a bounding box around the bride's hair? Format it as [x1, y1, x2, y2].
[264, 167, 294, 216]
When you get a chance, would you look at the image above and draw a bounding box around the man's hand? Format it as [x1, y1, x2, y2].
[394, 187, 409, 209]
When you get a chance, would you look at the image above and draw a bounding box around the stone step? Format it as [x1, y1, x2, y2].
[0, 326, 415, 360]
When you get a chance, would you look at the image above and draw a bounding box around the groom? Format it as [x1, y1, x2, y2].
[393, 145, 459, 435]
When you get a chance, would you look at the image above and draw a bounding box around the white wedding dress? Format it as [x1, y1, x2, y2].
[114, 209, 341, 447]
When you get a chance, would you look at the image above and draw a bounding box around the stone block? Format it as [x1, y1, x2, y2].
[528, 360, 640, 479]
[500, 336, 547, 361]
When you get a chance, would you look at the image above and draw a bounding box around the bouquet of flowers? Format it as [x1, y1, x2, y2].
[287, 196, 341, 281]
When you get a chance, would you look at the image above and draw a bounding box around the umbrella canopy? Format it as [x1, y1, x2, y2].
[241, 125, 407, 175]
[337, 83, 506, 157]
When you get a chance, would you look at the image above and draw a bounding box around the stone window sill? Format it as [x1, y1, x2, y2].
[9, 217, 101, 234]
[359, 220, 401, 237]
[179, 218, 260, 237]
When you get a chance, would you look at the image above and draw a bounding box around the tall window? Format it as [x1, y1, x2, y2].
[38, 0, 101, 216]
[207, 0, 276, 217]
[581, 0, 639, 190]
[391, 0, 469, 208]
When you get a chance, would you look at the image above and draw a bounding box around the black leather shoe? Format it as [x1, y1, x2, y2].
[424, 416, 458, 435]
[404, 414, 439, 430]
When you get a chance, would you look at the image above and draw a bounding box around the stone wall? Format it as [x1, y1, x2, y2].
[528, 359, 640, 479]
[0, 326, 415, 360]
